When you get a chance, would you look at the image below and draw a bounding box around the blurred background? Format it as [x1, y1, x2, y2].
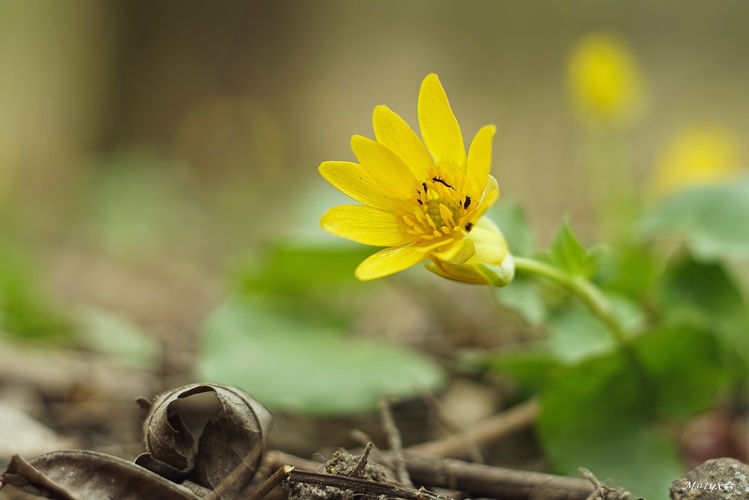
[3, 0, 749, 309]
[1, 0, 748, 480]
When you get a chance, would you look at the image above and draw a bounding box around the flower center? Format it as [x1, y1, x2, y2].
[401, 169, 473, 243]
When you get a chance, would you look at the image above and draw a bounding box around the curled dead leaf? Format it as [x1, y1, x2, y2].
[136, 383, 273, 497]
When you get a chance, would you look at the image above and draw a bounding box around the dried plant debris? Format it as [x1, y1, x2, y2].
[136, 383, 273, 498]
[0, 451, 199, 499]
[0, 383, 272, 500]
[287, 448, 382, 500]
[274, 447, 452, 500]
[580, 468, 636, 500]
[670, 457, 749, 500]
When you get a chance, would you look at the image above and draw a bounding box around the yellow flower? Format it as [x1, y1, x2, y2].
[319, 73, 511, 283]
[567, 31, 644, 125]
[652, 125, 744, 197]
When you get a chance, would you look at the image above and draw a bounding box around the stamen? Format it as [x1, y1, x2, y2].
[425, 214, 437, 231]
[439, 203, 456, 228]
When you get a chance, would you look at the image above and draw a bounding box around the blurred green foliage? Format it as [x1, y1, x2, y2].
[0, 240, 72, 341]
[640, 179, 749, 260]
[198, 293, 444, 416]
[546, 218, 605, 279]
[199, 236, 444, 416]
[473, 184, 749, 498]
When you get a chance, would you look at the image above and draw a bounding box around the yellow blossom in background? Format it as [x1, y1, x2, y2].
[319, 74, 513, 285]
[652, 125, 744, 197]
[567, 31, 644, 125]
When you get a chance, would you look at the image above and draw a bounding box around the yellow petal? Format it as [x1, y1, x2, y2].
[321, 205, 408, 246]
[465, 125, 496, 199]
[355, 245, 430, 280]
[432, 237, 476, 265]
[372, 105, 434, 181]
[350, 135, 416, 200]
[466, 217, 508, 263]
[471, 175, 500, 220]
[424, 259, 486, 284]
[418, 74, 466, 170]
[319, 161, 395, 210]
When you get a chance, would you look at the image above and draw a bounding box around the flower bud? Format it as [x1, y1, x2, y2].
[425, 217, 514, 287]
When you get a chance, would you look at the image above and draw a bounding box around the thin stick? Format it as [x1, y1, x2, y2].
[404, 455, 594, 500]
[379, 397, 413, 487]
[245, 465, 294, 500]
[406, 398, 539, 459]
[350, 430, 398, 478]
[348, 442, 373, 477]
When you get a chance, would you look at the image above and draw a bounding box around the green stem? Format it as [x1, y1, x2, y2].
[513, 256, 628, 346]
[512, 256, 653, 404]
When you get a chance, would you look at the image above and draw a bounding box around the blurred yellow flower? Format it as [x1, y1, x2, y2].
[319, 73, 512, 283]
[567, 31, 644, 124]
[653, 125, 744, 196]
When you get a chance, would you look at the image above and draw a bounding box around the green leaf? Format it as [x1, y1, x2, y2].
[639, 178, 749, 260]
[657, 257, 743, 327]
[487, 202, 535, 256]
[481, 344, 560, 394]
[656, 256, 749, 372]
[546, 293, 644, 363]
[196, 297, 444, 416]
[539, 351, 684, 499]
[547, 218, 599, 278]
[635, 325, 726, 420]
[494, 277, 547, 326]
[539, 322, 727, 498]
[596, 243, 657, 300]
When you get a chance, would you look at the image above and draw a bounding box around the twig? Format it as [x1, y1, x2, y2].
[350, 430, 398, 478]
[348, 442, 373, 477]
[263, 450, 595, 500]
[246, 465, 294, 500]
[405, 455, 594, 500]
[406, 398, 539, 459]
[379, 397, 413, 487]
